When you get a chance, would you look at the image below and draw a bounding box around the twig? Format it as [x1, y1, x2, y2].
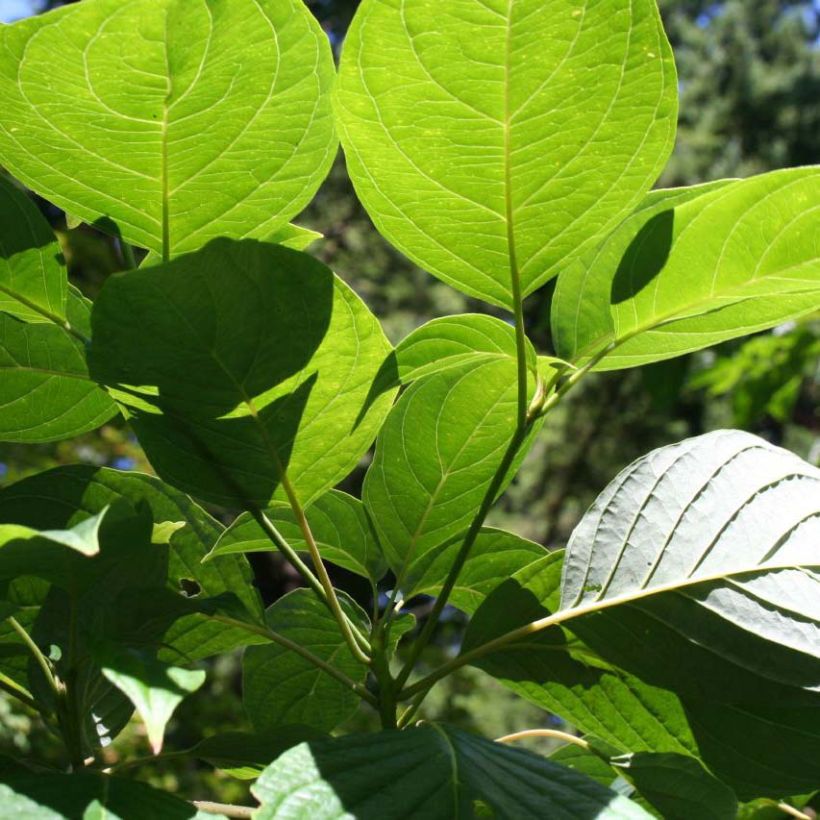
[192, 800, 256, 819]
[495, 729, 589, 749]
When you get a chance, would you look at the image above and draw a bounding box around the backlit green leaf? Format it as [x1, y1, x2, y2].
[242, 589, 369, 734]
[363, 358, 537, 591]
[552, 169, 820, 369]
[0, 174, 65, 322]
[394, 314, 536, 384]
[89, 239, 397, 508]
[252, 724, 651, 819]
[0, 313, 116, 443]
[205, 491, 387, 586]
[336, 0, 677, 308]
[97, 644, 206, 754]
[0, 0, 336, 257]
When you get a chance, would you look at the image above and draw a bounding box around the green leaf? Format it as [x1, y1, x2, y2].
[0, 772, 205, 819]
[242, 589, 369, 734]
[411, 527, 547, 611]
[205, 491, 387, 586]
[394, 314, 537, 384]
[610, 752, 738, 820]
[89, 239, 397, 508]
[550, 743, 626, 790]
[96, 644, 205, 754]
[0, 174, 66, 322]
[465, 550, 820, 800]
[139, 222, 323, 269]
[0, 0, 336, 257]
[252, 723, 651, 819]
[0, 299, 118, 443]
[559, 429, 820, 704]
[0, 465, 263, 661]
[335, 0, 677, 308]
[195, 728, 325, 781]
[552, 169, 820, 370]
[363, 358, 537, 591]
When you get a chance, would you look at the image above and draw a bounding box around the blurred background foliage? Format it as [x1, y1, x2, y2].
[0, 0, 818, 809]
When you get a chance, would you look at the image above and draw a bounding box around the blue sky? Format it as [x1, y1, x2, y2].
[0, 0, 43, 23]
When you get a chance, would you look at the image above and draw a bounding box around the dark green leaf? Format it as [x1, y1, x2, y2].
[0, 465, 263, 660]
[0, 772, 205, 819]
[89, 239, 396, 508]
[195, 728, 325, 781]
[610, 752, 738, 820]
[465, 548, 820, 799]
[252, 724, 651, 818]
[242, 589, 369, 734]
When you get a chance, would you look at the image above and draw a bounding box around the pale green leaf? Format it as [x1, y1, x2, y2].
[364, 358, 538, 590]
[252, 724, 651, 819]
[89, 239, 397, 508]
[0, 293, 118, 443]
[394, 314, 536, 384]
[0, 174, 66, 322]
[205, 491, 387, 585]
[560, 429, 820, 703]
[242, 589, 369, 734]
[552, 169, 820, 369]
[335, 0, 677, 308]
[0, 0, 336, 257]
[97, 644, 206, 754]
[0, 773, 204, 819]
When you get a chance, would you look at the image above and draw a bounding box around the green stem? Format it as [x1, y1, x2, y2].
[370, 630, 398, 729]
[279, 474, 371, 664]
[249, 508, 331, 606]
[211, 614, 377, 708]
[0, 674, 39, 713]
[393, 422, 529, 695]
[0, 284, 90, 346]
[8, 617, 59, 698]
